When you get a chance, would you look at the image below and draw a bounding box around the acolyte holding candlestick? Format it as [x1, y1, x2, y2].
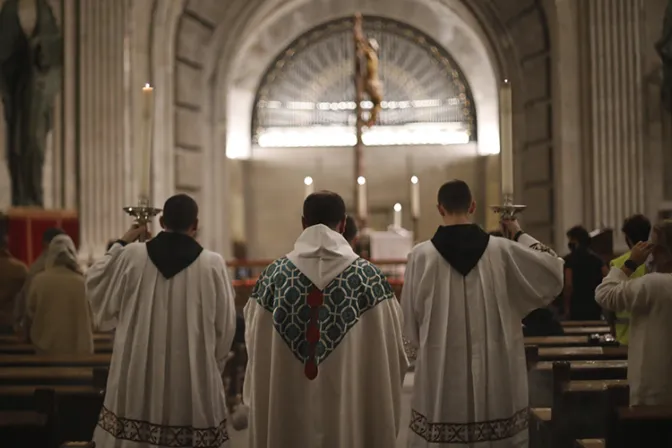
[124, 83, 161, 241]
[491, 79, 526, 233]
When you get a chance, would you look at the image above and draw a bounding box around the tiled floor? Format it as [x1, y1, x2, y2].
[228, 372, 415, 447]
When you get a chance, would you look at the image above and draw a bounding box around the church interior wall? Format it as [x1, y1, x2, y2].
[244, 144, 484, 260]
[2, 0, 667, 260]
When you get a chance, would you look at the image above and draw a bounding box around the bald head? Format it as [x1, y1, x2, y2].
[302, 191, 347, 232]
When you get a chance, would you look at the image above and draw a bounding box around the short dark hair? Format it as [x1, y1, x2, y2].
[437, 180, 472, 214]
[343, 215, 358, 243]
[303, 191, 346, 229]
[622, 214, 651, 245]
[42, 228, 65, 244]
[566, 225, 591, 247]
[162, 194, 199, 232]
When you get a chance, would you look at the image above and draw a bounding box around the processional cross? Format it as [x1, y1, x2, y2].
[353, 13, 383, 227]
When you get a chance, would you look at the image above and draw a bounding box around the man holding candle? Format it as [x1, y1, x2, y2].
[402, 180, 563, 448]
[244, 190, 408, 448]
[86, 194, 236, 448]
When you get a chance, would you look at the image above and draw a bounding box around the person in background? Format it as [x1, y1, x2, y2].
[563, 225, 608, 320]
[490, 230, 564, 336]
[0, 233, 27, 334]
[596, 220, 672, 405]
[343, 215, 359, 249]
[607, 214, 651, 345]
[27, 235, 93, 354]
[13, 227, 65, 336]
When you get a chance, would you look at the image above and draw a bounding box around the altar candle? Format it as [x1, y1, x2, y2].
[499, 80, 514, 195]
[304, 176, 314, 198]
[357, 176, 367, 219]
[140, 83, 154, 198]
[393, 203, 402, 228]
[410, 176, 420, 218]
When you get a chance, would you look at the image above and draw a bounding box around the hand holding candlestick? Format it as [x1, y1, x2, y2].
[123, 196, 161, 242]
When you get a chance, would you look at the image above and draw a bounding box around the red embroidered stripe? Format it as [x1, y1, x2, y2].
[304, 286, 324, 380]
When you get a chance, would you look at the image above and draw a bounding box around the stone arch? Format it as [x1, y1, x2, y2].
[165, 0, 556, 252]
[223, 0, 501, 159]
[251, 16, 478, 147]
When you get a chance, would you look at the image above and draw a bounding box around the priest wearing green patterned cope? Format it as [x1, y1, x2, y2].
[243, 191, 408, 448]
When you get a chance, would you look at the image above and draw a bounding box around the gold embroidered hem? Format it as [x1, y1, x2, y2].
[97, 406, 229, 448]
[409, 407, 529, 443]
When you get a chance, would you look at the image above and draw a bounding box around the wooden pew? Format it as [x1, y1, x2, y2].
[0, 367, 96, 386]
[563, 326, 611, 335]
[528, 360, 628, 407]
[562, 320, 606, 327]
[0, 333, 113, 344]
[0, 354, 111, 368]
[574, 392, 672, 447]
[526, 346, 627, 363]
[530, 369, 629, 448]
[0, 409, 49, 447]
[0, 341, 113, 355]
[525, 336, 591, 347]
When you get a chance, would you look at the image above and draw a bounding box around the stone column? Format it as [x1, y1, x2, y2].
[78, 0, 131, 258]
[580, 0, 645, 248]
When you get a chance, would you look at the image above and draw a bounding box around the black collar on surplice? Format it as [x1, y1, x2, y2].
[431, 224, 490, 276]
[146, 231, 203, 279]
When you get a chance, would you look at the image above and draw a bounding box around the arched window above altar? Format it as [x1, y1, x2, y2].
[252, 16, 477, 148]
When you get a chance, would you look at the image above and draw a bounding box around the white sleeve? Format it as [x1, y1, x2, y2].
[213, 255, 237, 373]
[401, 251, 420, 354]
[85, 242, 127, 331]
[595, 267, 652, 313]
[506, 233, 565, 317]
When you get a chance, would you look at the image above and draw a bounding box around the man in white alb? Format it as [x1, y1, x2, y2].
[86, 194, 236, 448]
[402, 180, 564, 448]
[244, 191, 408, 448]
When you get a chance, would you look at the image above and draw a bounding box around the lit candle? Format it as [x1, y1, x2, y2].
[410, 175, 420, 218]
[140, 83, 154, 199]
[357, 176, 367, 220]
[304, 176, 314, 198]
[499, 79, 514, 195]
[393, 203, 402, 229]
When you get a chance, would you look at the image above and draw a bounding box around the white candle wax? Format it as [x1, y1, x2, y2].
[499, 81, 514, 195]
[140, 83, 154, 199]
[357, 177, 367, 219]
[393, 203, 402, 228]
[410, 176, 420, 218]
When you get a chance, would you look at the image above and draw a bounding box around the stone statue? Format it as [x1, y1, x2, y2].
[0, 0, 62, 207]
[657, 0, 672, 112]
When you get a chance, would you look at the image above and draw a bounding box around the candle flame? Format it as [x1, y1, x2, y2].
[503, 79, 509, 84]
[144, 83, 152, 89]
[411, 175, 418, 184]
[394, 203, 402, 212]
[357, 176, 366, 185]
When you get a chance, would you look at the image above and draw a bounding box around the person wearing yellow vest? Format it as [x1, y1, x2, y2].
[608, 214, 651, 345]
